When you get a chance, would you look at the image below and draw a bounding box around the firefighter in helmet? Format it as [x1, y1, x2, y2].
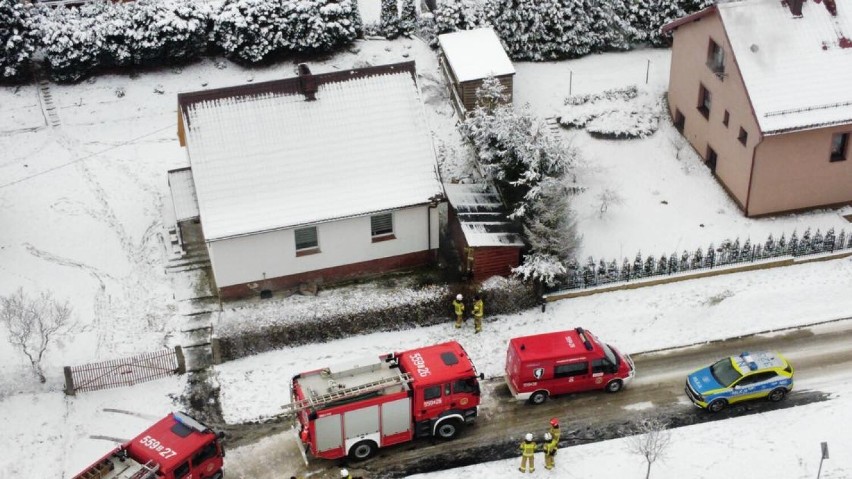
[549, 417, 561, 444]
[519, 432, 537, 473]
[543, 432, 558, 470]
[453, 294, 465, 328]
[472, 294, 484, 333]
[339, 469, 351, 479]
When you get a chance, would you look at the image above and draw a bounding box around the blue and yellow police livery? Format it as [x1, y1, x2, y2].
[685, 351, 794, 413]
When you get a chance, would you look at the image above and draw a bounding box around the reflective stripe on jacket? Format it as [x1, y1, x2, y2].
[453, 300, 464, 315]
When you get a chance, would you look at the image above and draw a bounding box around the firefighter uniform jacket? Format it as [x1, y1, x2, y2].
[453, 300, 465, 316]
[520, 440, 537, 457]
[549, 425, 561, 444]
[472, 299, 484, 318]
[544, 439, 558, 456]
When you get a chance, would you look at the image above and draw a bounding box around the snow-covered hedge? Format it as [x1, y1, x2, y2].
[0, 0, 39, 82]
[213, 0, 359, 64]
[38, 0, 210, 82]
[213, 278, 537, 361]
[559, 86, 662, 139]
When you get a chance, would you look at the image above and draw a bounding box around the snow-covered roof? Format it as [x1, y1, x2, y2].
[444, 182, 524, 248]
[438, 28, 515, 83]
[167, 168, 199, 222]
[178, 63, 443, 241]
[717, 0, 852, 135]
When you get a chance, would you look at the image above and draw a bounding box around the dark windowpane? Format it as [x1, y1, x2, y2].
[371, 213, 393, 237]
[707, 39, 725, 74]
[554, 362, 588, 378]
[738, 128, 748, 146]
[698, 85, 711, 119]
[295, 227, 318, 250]
[723, 110, 730, 126]
[424, 386, 441, 400]
[831, 133, 848, 162]
[174, 462, 190, 479]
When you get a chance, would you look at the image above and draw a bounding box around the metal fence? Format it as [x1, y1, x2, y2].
[559, 227, 852, 292]
[64, 346, 186, 396]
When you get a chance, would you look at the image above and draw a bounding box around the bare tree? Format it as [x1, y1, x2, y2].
[626, 417, 672, 479]
[0, 288, 72, 383]
[597, 188, 624, 218]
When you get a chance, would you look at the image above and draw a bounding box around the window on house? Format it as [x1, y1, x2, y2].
[554, 362, 588, 378]
[698, 85, 711, 119]
[830, 133, 849, 162]
[295, 226, 318, 252]
[738, 127, 748, 146]
[707, 39, 725, 75]
[370, 213, 394, 239]
[674, 109, 685, 133]
[723, 110, 730, 127]
[706, 146, 718, 165]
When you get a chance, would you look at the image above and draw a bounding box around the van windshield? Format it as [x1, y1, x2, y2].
[601, 343, 620, 368]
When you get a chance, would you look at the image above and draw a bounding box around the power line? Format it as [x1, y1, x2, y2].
[0, 124, 176, 189]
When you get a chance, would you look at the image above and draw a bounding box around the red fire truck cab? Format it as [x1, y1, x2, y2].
[505, 327, 635, 405]
[289, 341, 482, 461]
[72, 412, 225, 479]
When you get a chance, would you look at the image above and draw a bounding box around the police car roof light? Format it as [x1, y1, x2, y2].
[740, 352, 758, 370]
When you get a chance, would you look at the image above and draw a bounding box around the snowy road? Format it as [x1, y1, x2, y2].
[223, 319, 852, 478]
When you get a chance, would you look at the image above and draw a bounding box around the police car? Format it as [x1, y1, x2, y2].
[685, 351, 794, 413]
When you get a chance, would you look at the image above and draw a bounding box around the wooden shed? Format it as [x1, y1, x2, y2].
[444, 183, 524, 282]
[437, 28, 515, 116]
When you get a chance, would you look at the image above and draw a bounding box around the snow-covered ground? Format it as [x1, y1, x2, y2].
[2, 36, 851, 477]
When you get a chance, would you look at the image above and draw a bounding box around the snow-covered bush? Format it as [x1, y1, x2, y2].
[214, 0, 358, 63]
[125, 0, 210, 66]
[379, 0, 400, 39]
[0, 0, 39, 82]
[433, 0, 487, 35]
[40, 5, 102, 83]
[560, 86, 661, 139]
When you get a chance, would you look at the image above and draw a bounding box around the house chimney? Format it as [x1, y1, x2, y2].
[788, 0, 803, 17]
[298, 63, 318, 101]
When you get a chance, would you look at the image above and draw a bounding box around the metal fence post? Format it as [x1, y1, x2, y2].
[63, 366, 75, 396]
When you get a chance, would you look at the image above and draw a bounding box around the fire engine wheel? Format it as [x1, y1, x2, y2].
[768, 388, 787, 402]
[605, 379, 623, 393]
[707, 398, 727, 413]
[210, 472, 223, 479]
[348, 440, 378, 461]
[528, 390, 548, 405]
[435, 419, 462, 440]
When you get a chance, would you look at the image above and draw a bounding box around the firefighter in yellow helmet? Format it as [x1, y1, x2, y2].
[519, 432, 536, 473]
[549, 417, 561, 444]
[453, 294, 465, 328]
[543, 432, 558, 470]
[472, 295, 484, 333]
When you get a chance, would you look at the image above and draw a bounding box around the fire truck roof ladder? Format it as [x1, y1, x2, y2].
[122, 460, 160, 479]
[283, 372, 413, 414]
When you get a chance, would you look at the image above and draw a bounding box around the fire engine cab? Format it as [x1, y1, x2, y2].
[72, 412, 225, 479]
[286, 341, 482, 462]
[505, 327, 635, 405]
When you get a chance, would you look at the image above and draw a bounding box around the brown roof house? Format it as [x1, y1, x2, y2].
[170, 62, 445, 299]
[663, 0, 852, 216]
[438, 27, 515, 116]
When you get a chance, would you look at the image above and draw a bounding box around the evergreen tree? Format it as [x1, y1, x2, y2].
[799, 228, 811, 255]
[668, 251, 678, 273]
[607, 259, 620, 282]
[729, 238, 741, 262]
[778, 233, 788, 254]
[705, 243, 715, 267]
[644, 254, 655, 276]
[40, 5, 102, 82]
[633, 252, 643, 278]
[350, 0, 363, 37]
[789, 231, 799, 256]
[399, 0, 417, 37]
[597, 258, 607, 282]
[314, 0, 360, 52]
[690, 247, 703, 269]
[214, 0, 286, 63]
[380, 0, 400, 39]
[764, 233, 776, 256]
[1, 0, 39, 82]
[432, 0, 486, 37]
[741, 238, 752, 261]
[582, 257, 596, 286]
[679, 250, 689, 271]
[836, 229, 846, 251]
[824, 228, 836, 252]
[657, 254, 668, 275]
[621, 257, 631, 281]
[812, 229, 824, 253]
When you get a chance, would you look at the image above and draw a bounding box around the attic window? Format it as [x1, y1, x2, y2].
[738, 127, 748, 146]
[707, 39, 725, 76]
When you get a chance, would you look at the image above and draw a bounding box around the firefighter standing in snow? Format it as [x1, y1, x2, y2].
[453, 294, 465, 328]
[543, 432, 558, 470]
[472, 295, 484, 333]
[519, 433, 537, 473]
[548, 417, 561, 444]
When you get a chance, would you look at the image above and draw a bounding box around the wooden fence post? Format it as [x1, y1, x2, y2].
[174, 346, 187, 375]
[63, 366, 75, 396]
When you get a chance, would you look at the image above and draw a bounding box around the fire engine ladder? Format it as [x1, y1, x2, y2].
[282, 372, 413, 415]
[120, 460, 160, 479]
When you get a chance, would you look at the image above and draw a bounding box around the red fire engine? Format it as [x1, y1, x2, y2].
[72, 412, 225, 479]
[286, 341, 482, 461]
[505, 327, 635, 405]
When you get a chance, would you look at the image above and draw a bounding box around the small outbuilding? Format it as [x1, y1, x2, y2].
[444, 183, 524, 282]
[437, 27, 515, 115]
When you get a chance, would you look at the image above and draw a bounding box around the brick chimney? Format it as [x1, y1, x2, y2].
[788, 0, 803, 17]
[298, 63, 318, 101]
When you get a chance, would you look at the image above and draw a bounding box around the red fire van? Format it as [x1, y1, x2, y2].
[505, 327, 635, 404]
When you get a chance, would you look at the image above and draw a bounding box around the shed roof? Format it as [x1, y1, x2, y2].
[178, 62, 443, 241]
[438, 28, 515, 83]
[668, 0, 852, 135]
[167, 168, 199, 222]
[444, 182, 524, 248]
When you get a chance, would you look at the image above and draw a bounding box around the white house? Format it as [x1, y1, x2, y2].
[172, 62, 444, 299]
